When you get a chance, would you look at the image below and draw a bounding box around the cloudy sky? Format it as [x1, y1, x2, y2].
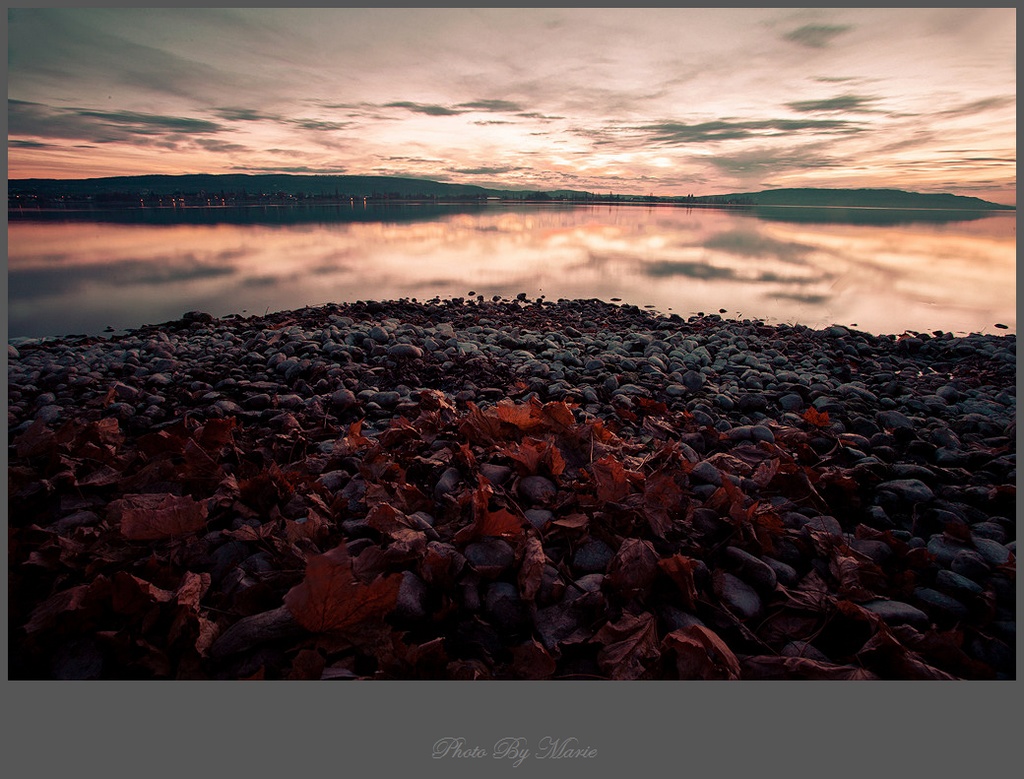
[7, 7, 1017, 203]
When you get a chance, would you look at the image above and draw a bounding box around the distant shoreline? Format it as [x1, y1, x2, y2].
[8, 174, 1015, 211]
[8, 199, 1015, 214]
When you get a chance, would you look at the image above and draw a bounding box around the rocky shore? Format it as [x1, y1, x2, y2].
[8, 297, 1016, 679]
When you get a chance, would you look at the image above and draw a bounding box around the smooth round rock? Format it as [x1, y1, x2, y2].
[973, 538, 1011, 567]
[861, 599, 929, 629]
[912, 587, 969, 622]
[464, 538, 515, 578]
[713, 572, 762, 621]
[518, 475, 558, 505]
[877, 479, 934, 503]
[724, 546, 777, 593]
[950, 549, 991, 583]
[330, 388, 358, 410]
[572, 539, 614, 573]
[387, 343, 423, 359]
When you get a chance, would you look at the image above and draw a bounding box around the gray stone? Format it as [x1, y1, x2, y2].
[395, 571, 429, 620]
[861, 599, 929, 629]
[387, 343, 423, 359]
[713, 572, 762, 621]
[479, 463, 514, 486]
[950, 549, 991, 583]
[927, 535, 971, 567]
[572, 539, 614, 573]
[973, 537, 1011, 567]
[848, 539, 893, 565]
[681, 370, 705, 391]
[877, 479, 934, 504]
[912, 587, 969, 622]
[779, 393, 804, 411]
[367, 326, 390, 344]
[762, 556, 798, 587]
[524, 509, 554, 530]
[464, 538, 515, 577]
[691, 461, 723, 486]
[724, 546, 777, 593]
[518, 475, 558, 505]
[934, 569, 984, 598]
[370, 391, 401, 408]
[434, 466, 462, 500]
[876, 410, 915, 431]
[330, 388, 358, 410]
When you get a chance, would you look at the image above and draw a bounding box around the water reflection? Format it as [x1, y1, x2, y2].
[7, 204, 1015, 338]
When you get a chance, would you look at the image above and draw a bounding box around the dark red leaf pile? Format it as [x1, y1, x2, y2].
[8, 386, 1013, 679]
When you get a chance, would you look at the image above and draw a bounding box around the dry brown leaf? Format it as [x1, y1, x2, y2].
[594, 612, 661, 680]
[518, 536, 547, 601]
[663, 625, 741, 680]
[112, 493, 209, 540]
[284, 542, 400, 634]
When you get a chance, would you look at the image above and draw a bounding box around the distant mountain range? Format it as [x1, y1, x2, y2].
[7, 174, 1015, 210]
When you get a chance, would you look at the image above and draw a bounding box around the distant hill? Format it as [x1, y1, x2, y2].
[8, 174, 496, 200]
[712, 187, 1014, 211]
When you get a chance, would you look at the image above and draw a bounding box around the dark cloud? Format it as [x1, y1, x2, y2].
[787, 94, 878, 113]
[448, 166, 523, 175]
[770, 291, 832, 305]
[703, 231, 815, 264]
[517, 112, 565, 121]
[783, 24, 852, 48]
[9, 257, 237, 300]
[216, 107, 279, 122]
[472, 120, 514, 126]
[230, 165, 348, 174]
[637, 118, 859, 145]
[289, 119, 353, 131]
[938, 96, 1014, 117]
[385, 101, 464, 116]
[457, 99, 524, 112]
[8, 100, 225, 144]
[194, 138, 249, 153]
[643, 261, 736, 280]
[707, 145, 841, 176]
[75, 109, 222, 134]
[8, 139, 52, 148]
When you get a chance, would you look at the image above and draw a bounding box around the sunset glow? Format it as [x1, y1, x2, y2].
[7, 8, 1016, 204]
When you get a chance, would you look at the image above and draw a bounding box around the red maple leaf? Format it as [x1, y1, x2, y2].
[284, 542, 400, 634]
[802, 407, 831, 428]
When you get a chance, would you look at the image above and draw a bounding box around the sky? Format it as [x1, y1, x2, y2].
[6, 7, 1017, 204]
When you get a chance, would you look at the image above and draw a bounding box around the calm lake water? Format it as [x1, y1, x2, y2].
[7, 202, 1016, 339]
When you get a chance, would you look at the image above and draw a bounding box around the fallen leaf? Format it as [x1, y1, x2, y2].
[284, 542, 400, 634]
[594, 611, 661, 680]
[606, 538, 659, 599]
[23, 584, 93, 634]
[739, 655, 877, 680]
[510, 638, 557, 680]
[589, 455, 631, 503]
[112, 493, 209, 540]
[658, 555, 701, 611]
[803, 407, 831, 428]
[662, 625, 741, 680]
[518, 536, 547, 601]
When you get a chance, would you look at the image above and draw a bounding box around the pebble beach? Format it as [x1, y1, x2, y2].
[7, 296, 1016, 679]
